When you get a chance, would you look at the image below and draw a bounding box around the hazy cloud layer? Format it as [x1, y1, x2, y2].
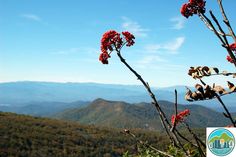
[170, 16, 186, 30]
[121, 17, 149, 37]
[20, 14, 42, 22]
[144, 37, 185, 54]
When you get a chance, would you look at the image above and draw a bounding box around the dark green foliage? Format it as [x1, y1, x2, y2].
[0, 112, 198, 157]
[123, 143, 205, 157]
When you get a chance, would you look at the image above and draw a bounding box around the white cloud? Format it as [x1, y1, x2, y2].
[144, 44, 161, 53]
[144, 37, 185, 54]
[137, 56, 186, 70]
[162, 37, 185, 52]
[144, 44, 160, 53]
[121, 17, 149, 37]
[139, 55, 167, 64]
[21, 14, 42, 22]
[170, 16, 186, 30]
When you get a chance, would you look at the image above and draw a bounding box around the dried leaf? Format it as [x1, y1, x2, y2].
[201, 66, 211, 76]
[191, 92, 199, 100]
[195, 84, 204, 94]
[204, 85, 215, 99]
[227, 81, 236, 92]
[222, 71, 229, 76]
[188, 67, 196, 76]
[213, 85, 227, 95]
[196, 91, 204, 100]
[211, 67, 219, 74]
[185, 88, 193, 102]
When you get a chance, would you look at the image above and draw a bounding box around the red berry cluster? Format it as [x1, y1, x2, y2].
[226, 43, 236, 63]
[180, 0, 206, 18]
[171, 109, 190, 125]
[99, 30, 135, 64]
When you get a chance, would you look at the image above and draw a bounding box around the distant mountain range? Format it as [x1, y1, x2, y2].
[54, 98, 231, 130]
[0, 101, 88, 117]
[1, 81, 236, 111]
[0, 81, 164, 104]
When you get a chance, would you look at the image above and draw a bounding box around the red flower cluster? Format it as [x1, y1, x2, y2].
[122, 31, 135, 46]
[99, 30, 135, 64]
[99, 53, 110, 64]
[226, 42, 236, 64]
[171, 109, 190, 125]
[180, 0, 206, 18]
[99, 30, 122, 64]
[101, 30, 123, 54]
[229, 42, 236, 51]
[227, 55, 234, 63]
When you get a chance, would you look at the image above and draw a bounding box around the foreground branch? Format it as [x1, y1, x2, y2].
[199, 79, 236, 126]
[124, 130, 175, 157]
[115, 50, 174, 145]
[217, 0, 236, 42]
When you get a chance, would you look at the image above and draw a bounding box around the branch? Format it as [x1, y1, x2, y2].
[124, 129, 175, 157]
[215, 94, 236, 127]
[115, 49, 193, 156]
[198, 13, 230, 37]
[170, 90, 178, 132]
[169, 90, 190, 156]
[198, 13, 236, 67]
[115, 49, 175, 145]
[174, 130, 198, 148]
[209, 10, 236, 66]
[199, 79, 236, 126]
[217, 0, 236, 42]
[184, 122, 206, 157]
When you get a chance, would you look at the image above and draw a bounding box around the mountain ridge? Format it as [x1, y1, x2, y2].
[54, 98, 231, 130]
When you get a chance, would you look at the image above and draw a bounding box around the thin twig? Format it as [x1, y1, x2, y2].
[195, 136, 206, 148]
[199, 79, 236, 126]
[209, 10, 228, 44]
[217, 0, 236, 42]
[115, 48, 193, 155]
[199, 13, 225, 44]
[209, 10, 236, 65]
[215, 94, 236, 127]
[198, 13, 230, 36]
[124, 130, 175, 157]
[170, 90, 203, 156]
[199, 13, 236, 67]
[174, 130, 198, 147]
[115, 49, 175, 145]
[170, 90, 178, 132]
[184, 122, 206, 157]
[170, 90, 190, 156]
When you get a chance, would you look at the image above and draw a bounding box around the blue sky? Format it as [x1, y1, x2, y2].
[0, 0, 236, 87]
